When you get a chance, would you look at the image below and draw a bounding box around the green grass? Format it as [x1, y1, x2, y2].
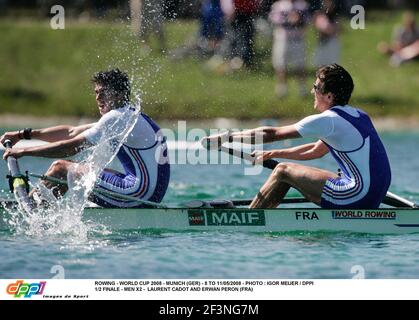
[0, 12, 419, 119]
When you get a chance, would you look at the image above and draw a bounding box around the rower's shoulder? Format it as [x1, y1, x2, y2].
[103, 105, 138, 121]
[330, 105, 368, 117]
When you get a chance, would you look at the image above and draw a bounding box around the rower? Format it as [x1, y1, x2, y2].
[202, 64, 392, 209]
[1, 69, 170, 208]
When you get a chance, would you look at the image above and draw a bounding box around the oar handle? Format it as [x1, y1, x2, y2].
[260, 159, 279, 170]
[219, 146, 279, 169]
[3, 139, 20, 176]
[2, 139, 34, 212]
[3, 139, 12, 149]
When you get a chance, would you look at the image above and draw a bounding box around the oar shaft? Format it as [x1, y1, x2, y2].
[29, 173, 167, 208]
[232, 197, 310, 206]
[219, 146, 278, 170]
[385, 191, 417, 208]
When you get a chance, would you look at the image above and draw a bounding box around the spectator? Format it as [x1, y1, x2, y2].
[0, 0, 6, 14]
[313, 0, 341, 67]
[201, 0, 225, 53]
[139, 0, 166, 54]
[169, 0, 225, 61]
[204, 0, 237, 74]
[229, 0, 262, 68]
[269, 0, 309, 98]
[377, 11, 419, 67]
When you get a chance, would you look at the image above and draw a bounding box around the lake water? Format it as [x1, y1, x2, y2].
[0, 130, 419, 279]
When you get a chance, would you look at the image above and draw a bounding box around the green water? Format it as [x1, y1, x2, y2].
[0, 131, 418, 279]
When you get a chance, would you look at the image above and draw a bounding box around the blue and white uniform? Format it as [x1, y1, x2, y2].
[82, 105, 170, 208]
[295, 105, 391, 209]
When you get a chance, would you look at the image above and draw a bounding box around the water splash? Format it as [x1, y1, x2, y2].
[85, 15, 166, 115]
[3, 11, 165, 241]
[4, 102, 141, 241]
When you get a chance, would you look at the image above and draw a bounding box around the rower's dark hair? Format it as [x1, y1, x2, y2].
[91, 68, 130, 104]
[316, 64, 354, 106]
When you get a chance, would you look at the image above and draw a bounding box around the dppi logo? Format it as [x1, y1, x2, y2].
[6, 280, 46, 298]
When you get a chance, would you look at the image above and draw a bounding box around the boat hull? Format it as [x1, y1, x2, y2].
[1, 206, 419, 234]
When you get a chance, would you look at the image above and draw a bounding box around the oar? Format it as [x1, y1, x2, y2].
[220, 146, 418, 209]
[219, 145, 277, 169]
[28, 173, 167, 209]
[385, 191, 417, 209]
[2, 140, 34, 213]
[231, 197, 310, 206]
[183, 196, 311, 208]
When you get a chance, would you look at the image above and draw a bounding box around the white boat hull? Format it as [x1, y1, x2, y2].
[2, 206, 419, 234]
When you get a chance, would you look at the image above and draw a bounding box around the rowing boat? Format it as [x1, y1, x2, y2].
[1, 200, 418, 234]
[1, 141, 418, 235]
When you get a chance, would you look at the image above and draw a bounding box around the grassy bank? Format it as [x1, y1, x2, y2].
[0, 11, 419, 120]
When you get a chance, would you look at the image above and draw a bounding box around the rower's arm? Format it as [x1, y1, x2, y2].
[229, 125, 301, 144]
[269, 140, 329, 160]
[31, 123, 95, 142]
[19, 135, 88, 158]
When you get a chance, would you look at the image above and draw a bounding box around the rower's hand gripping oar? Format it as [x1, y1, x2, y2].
[219, 145, 278, 170]
[201, 132, 278, 169]
[3, 139, 34, 213]
[219, 145, 418, 209]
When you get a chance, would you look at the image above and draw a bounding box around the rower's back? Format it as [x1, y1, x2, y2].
[83, 105, 170, 208]
[322, 105, 391, 208]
